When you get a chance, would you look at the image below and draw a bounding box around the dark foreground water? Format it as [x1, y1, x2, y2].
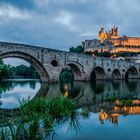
[0, 80, 140, 140]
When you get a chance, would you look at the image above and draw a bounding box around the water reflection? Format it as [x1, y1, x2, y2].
[90, 81, 105, 94]
[0, 80, 41, 109]
[0, 80, 38, 93]
[1, 80, 140, 118]
[47, 80, 140, 127]
[53, 80, 140, 140]
[1, 80, 140, 109]
[125, 79, 138, 92]
[59, 82, 81, 99]
[0, 80, 140, 139]
[112, 80, 120, 91]
[89, 80, 140, 102]
[99, 102, 140, 126]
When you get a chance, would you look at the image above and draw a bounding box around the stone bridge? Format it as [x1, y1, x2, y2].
[0, 42, 140, 82]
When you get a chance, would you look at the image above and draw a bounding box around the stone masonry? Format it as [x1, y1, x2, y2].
[0, 42, 140, 82]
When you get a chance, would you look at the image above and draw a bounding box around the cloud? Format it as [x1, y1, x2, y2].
[0, 0, 34, 10]
[33, 0, 48, 8]
[0, 0, 140, 52]
[55, 11, 81, 33]
[0, 4, 32, 21]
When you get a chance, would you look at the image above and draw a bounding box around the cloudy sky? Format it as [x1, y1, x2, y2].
[1, 0, 140, 65]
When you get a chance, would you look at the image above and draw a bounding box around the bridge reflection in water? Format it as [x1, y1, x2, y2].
[0, 80, 140, 126]
[46, 80, 140, 126]
[32, 79, 140, 126]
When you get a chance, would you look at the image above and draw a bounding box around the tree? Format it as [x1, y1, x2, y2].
[75, 45, 84, 53]
[93, 50, 99, 56]
[69, 45, 84, 53]
[84, 51, 93, 55]
[69, 47, 75, 52]
[0, 59, 10, 81]
[8, 64, 40, 79]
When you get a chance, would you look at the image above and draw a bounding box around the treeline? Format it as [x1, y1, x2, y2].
[85, 51, 140, 57]
[69, 45, 140, 57]
[8, 65, 40, 79]
[116, 52, 140, 57]
[85, 50, 140, 57]
[69, 45, 84, 53]
[0, 59, 40, 81]
[85, 50, 112, 57]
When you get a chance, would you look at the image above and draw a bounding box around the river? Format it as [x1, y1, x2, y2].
[0, 80, 140, 140]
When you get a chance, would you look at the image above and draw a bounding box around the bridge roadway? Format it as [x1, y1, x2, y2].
[0, 42, 140, 82]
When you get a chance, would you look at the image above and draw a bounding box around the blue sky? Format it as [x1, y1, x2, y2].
[1, 0, 140, 65]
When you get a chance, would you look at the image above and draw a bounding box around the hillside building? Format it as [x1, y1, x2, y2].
[83, 26, 140, 53]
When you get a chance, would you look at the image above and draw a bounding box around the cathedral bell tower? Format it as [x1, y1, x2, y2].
[99, 27, 108, 43]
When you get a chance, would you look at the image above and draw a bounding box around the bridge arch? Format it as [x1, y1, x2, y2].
[0, 51, 50, 82]
[90, 67, 106, 81]
[66, 61, 83, 80]
[125, 66, 138, 79]
[112, 69, 121, 80]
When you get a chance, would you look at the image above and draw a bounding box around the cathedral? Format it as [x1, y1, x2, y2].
[99, 26, 140, 47]
[83, 26, 140, 53]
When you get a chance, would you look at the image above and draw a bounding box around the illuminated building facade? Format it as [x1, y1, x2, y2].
[99, 26, 140, 47]
[83, 26, 140, 53]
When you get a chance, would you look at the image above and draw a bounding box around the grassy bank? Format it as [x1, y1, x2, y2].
[0, 96, 87, 140]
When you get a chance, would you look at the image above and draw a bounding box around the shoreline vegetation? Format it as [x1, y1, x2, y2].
[0, 59, 40, 81]
[0, 96, 89, 140]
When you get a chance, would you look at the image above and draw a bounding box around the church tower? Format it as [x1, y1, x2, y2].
[99, 27, 108, 43]
[111, 26, 119, 38]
